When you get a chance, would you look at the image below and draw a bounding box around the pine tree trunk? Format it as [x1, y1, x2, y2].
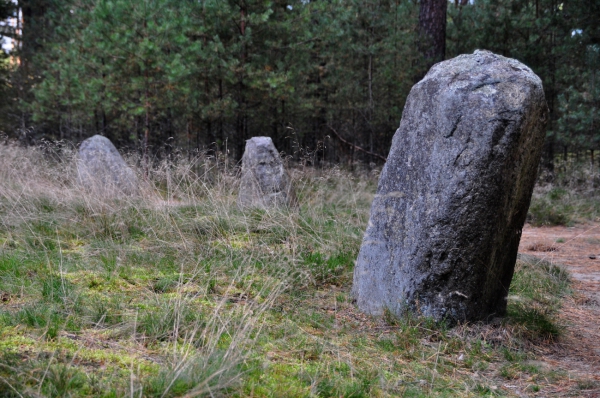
[418, 0, 447, 70]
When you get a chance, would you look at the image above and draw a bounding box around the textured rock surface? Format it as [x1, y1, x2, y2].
[77, 135, 139, 196]
[238, 137, 295, 209]
[352, 50, 548, 324]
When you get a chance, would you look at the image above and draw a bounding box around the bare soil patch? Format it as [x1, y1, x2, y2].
[519, 223, 600, 395]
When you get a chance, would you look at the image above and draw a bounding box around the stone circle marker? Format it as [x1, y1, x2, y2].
[77, 135, 139, 196]
[352, 50, 548, 324]
[238, 137, 295, 209]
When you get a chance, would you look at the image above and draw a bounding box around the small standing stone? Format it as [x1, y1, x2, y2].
[77, 135, 139, 196]
[352, 50, 548, 324]
[238, 137, 295, 209]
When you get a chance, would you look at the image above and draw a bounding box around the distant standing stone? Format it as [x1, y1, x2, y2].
[77, 135, 139, 196]
[352, 50, 548, 324]
[238, 137, 296, 209]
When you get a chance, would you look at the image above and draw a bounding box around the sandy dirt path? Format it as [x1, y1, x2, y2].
[519, 223, 600, 394]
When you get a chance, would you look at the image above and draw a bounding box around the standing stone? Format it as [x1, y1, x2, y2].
[77, 135, 139, 196]
[238, 137, 296, 209]
[352, 50, 548, 324]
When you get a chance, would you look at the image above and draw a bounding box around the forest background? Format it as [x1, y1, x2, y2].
[0, 0, 598, 168]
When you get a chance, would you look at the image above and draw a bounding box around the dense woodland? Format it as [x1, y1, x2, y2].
[0, 0, 598, 166]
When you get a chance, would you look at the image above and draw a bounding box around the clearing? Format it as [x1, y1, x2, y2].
[2, 144, 600, 396]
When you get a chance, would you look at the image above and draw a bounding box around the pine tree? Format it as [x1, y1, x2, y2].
[447, 0, 600, 170]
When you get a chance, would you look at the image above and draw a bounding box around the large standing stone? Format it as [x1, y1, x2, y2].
[77, 135, 139, 196]
[352, 50, 548, 324]
[238, 137, 296, 209]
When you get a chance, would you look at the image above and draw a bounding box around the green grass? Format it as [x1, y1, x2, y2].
[507, 254, 571, 341]
[0, 144, 593, 396]
[528, 162, 600, 226]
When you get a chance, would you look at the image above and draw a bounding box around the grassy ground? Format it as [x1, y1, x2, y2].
[0, 143, 585, 397]
[529, 161, 600, 226]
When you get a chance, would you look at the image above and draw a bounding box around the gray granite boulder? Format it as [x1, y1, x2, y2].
[352, 50, 548, 324]
[238, 137, 296, 209]
[77, 135, 139, 196]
